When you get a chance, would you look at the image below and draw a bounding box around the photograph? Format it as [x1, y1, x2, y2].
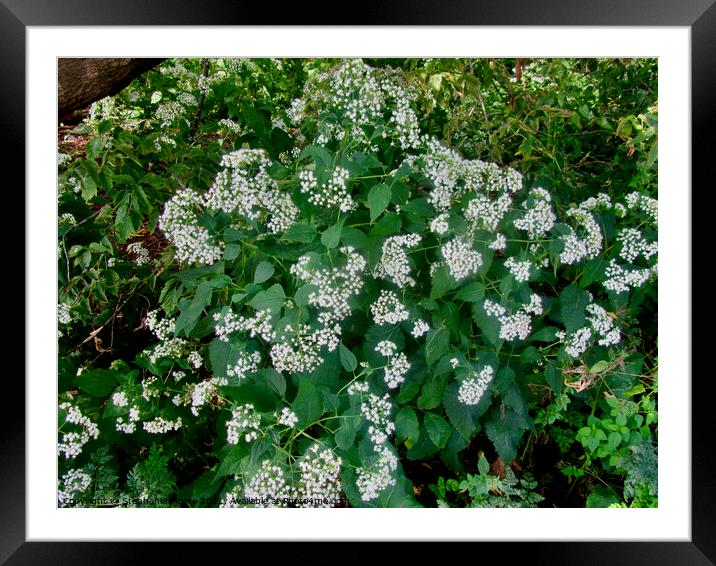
[56, 56, 659, 510]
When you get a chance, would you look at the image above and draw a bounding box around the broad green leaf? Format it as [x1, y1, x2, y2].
[335, 417, 357, 450]
[367, 183, 392, 223]
[454, 282, 486, 302]
[443, 383, 477, 441]
[430, 265, 455, 300]
[544, 363, 562, 395]
[260, 368, 286, 398]
[530, 326, 559, 342]
[73, 369, 121, 398]
[253, 261, 274, 284]
[321, 217, 345, 249]
[477, 453, 490, 476]
[248, 283, 285, 315]
[590, 360, 610, 374]
[425, 326, 450, 367]
[424, 413, 451, 449]
[292, 376, 323, 426]
[283, 222, 317, 243]
[395, 407, 420, 446]
[339, 343, 358, 373]
[294, 284, 318, 307]
[485, 406, 530, 464]
[560, 285, 591, 333]
[472, 301, 502, 348]
[175, 281, 214, 337]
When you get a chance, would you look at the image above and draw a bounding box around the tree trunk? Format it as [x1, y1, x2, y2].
[58, 58, 165, 122]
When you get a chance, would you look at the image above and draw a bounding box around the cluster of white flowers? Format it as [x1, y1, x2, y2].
[159, 187, 224, 265]
[418, 138, 522, 212]
[373, 233, 422, 288]
[226, 351, 262, 382]
[429, 212, 450, 235]
[489, 233, 507, 251]
[565, 327, 593, 358]
[115, 405, 141, 434]
[355, 446, 398, 502]
[190, 380, 217, 416]
[375, 340, 397, 357]
[58, 303, 72, 325]
[147, 337, 189, 365]
[458, 365, 494, 406]
[143, 416, 182, 434]
[270, 322, 341, 374]
[126, 242, 150, 266]
[483, 294, 542, 342]
[441, 237, 483, 281]
[361, 393, 396, 450]
[464, 193, 513, 232]
[299, 166, 355, 212]
[411, 319, 430, 338]
[213, 309, 277, 343]
[297, 444, 343, 507]
[347, 380, 370, 396]
[513, 188, 556, 239]
[226, 404, 261, 444]
[603, 259, 653, 294]
[112, 391, 128, 407]
[209, 149, 299, 234]
[236, 460, 294, 507]
[291, 246, 367, 323]
[187, 350, 203, 369]
[278, 407, 299, 428]
[586, 303, 621, 347]
[504, 257, 532, 283]
[370, 289, 410, 325]
[616, 228, 657, 263]
[58, 402, 100, 459]
[58, 468, 92, 506]
[145, 309, 175, 341]
[141, 376, 161, 401]
[625, 191, 658, 225]
[287, 97, 306, 125]
[59, 212, 76, 225]
[559, 204, 603, 265]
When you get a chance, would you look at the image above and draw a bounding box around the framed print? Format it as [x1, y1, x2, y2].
[8, 0, 710, 562]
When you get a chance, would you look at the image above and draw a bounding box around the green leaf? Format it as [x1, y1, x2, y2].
[560, 285, 591, 333]
[425, 326, 450, 368]
[424, 413, 451, 449]
[253, 261, 275, 284]
[321, 217, 345, 249]
[283, 222, 317, 243]
[590, 360, 610, 374]
[260, 368, 286, 398]
[294, 284, 318, 307]
[339, 343, 358, 373]
[530, 326, 559, 343]
[472, 301, 502, 348]
[335, 417, 357, 450]
[248, 283, 285, 315]
[477, 453, 490, 476]
[175, 281, 214, 337]
[418, 376, 448, 410]
[367, 183, 392, 223]
[485, 406, 530, 464]
[454, 282, 486, 302]
[73, 369, 121, 398]
[368, 213, 401, 237]
[292, 377, 323, 426]
[430, 265, 455, 300]
[395, 407, 420, 446]
[544, 363, 562, 395]
[443, 383, 478, 441]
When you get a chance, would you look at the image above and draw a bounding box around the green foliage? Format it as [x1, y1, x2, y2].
[57, 57, 658, 508]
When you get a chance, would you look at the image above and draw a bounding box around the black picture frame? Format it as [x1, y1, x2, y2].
[7, 1, 709, 563]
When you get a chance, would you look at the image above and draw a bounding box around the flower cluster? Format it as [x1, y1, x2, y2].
[58, 468, 92, 506]
[411, 319, 430, 338]
[300, 166, 355, 212]
[563, 300, 622, 357]
[458, 365, 495, 406]
[504, 257, 532, 283]
[483, 294, 543, 342]
[126, 242, 150, 265]
[370, 289, 410, 325]
[278, 407, 299, 428]
[355, 446, 399, 502]
[226, 351, 262, 382]
[513, 187, 556, 239]
[297, 444, 343, 507]
[226, 404, 261, 444]
[360, 393, 396, 450]
[58, 402, 100, 459]
[441, 237, 483, 281]
[142, 416, 182, 434]
[373, 233, 422, 288]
